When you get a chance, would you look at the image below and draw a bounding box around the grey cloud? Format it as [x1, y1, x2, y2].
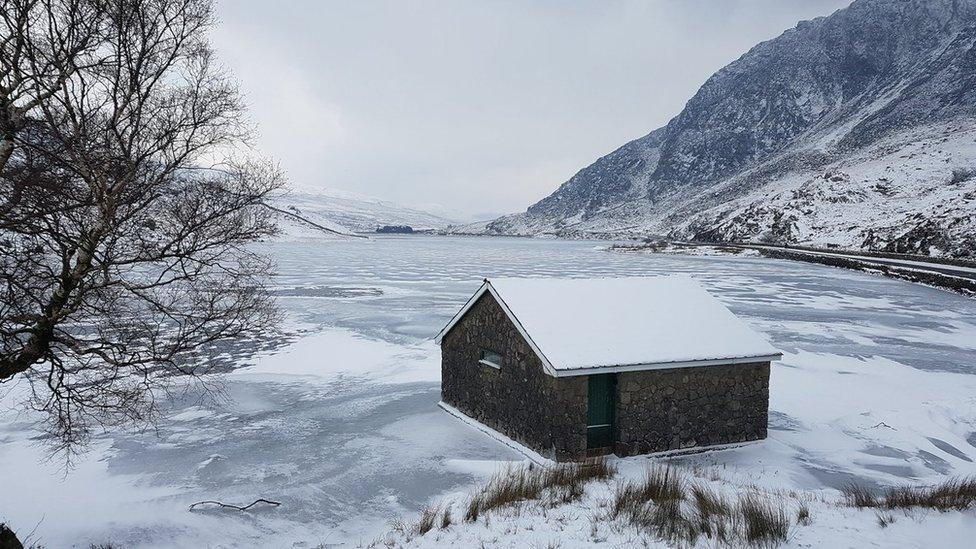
[213, 0, 851, 217]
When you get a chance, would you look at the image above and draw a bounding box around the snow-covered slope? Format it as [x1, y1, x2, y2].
[270, 187, 459, 237]
[681, 121, 976, 256]
[486, 0, 976, 257]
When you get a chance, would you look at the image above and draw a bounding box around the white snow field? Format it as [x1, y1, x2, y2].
[2, 235, 976, 547]
[273, 186, 460, 237]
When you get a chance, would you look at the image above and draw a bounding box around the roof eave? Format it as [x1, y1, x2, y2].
[433, 279, 560, 377]
[550, 353, 783, 377]
[436, 278, 782, 380]
[433, 279, 490, 345]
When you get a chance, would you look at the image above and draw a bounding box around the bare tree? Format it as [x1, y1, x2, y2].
[1, 0, 107, 215]
[0, 0, 282, 452]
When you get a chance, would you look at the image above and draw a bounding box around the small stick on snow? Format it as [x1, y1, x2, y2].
[188, 499, 282, 512]
[869, 422, 896, 430]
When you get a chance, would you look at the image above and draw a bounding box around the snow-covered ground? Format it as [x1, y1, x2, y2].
[272, 186, 460, 237]
[2, 235, 976, 547]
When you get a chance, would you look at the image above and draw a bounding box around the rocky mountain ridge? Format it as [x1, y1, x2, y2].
[483, 0, 976, 257]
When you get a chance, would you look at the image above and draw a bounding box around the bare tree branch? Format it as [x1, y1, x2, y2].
[0, 0, 283, 454]
[188, 499, 282, 512]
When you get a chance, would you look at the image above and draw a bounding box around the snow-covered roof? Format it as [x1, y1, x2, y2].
[435, 277, 781, 377]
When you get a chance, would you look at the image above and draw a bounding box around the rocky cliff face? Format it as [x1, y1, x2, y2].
[486, 0, 976, 257]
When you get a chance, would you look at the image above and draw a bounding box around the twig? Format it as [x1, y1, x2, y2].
[188, 498, 282, 512]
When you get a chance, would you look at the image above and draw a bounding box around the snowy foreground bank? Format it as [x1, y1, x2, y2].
[1, 236, 976, 547]
[372, 346, 976, 548]
[375, 459, 975, 548]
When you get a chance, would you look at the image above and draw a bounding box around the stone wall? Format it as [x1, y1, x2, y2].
[614, 362, 770, 456]
[440, 291, 771, 460]
[440, 293, 588, 461]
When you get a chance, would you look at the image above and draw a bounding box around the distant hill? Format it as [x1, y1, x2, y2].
[485, 0, 976, 257]
[270, 187, 460, 238]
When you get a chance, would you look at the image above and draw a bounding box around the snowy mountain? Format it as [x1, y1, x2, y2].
[270, 187, 460, 237]
[485, 0, 976, 257]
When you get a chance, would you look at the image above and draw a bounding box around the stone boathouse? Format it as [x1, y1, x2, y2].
[434, 277, 782, 462]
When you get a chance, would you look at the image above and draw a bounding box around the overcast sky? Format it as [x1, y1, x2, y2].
[212, 0, 851, 220]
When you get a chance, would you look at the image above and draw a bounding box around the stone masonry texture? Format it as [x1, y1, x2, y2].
[614, 363, 769, 456]
[441, 293, 588, 461]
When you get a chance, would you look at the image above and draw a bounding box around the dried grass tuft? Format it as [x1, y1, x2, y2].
[463, 496, 481, 523]
[876, 511, 895, 528]
[842, 483, 878, 508]
[467, 458, 616, 517]
[415, 505, 438, 536]
[796, 502, 811, 526]
[738, 493, 790, 546]
[611, 464, 791, 547]
[844, 477, 976, 512]
[611, 463, 684, 519]
[883, 477, 976, 511]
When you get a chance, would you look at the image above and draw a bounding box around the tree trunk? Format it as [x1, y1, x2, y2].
[0, 234, 97, 381]
[0, 136, 12, 172]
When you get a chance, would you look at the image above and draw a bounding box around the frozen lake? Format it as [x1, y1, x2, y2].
[3, 235, 976, 547]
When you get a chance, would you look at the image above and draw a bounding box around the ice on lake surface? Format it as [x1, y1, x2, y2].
[2, 235, 976, 547]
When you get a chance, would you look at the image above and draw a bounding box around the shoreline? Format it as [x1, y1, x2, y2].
[608, 240, 976, 297]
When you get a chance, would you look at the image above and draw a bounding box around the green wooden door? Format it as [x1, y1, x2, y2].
[586, 374, 615, 449]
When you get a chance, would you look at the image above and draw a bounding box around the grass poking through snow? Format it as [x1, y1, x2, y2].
[439, 507, 452, 529]
[842, 483, 878, 508]
[382, 460, 807, 546]
[796, 502, 811, 526]
[377, 465, 976, 546]
[738, 493, 790, 545]
[876, 511, 896, 528]
[466, 459, 616, 519]
[415, 505, 438, 536]
[844, 477, 976, 512]
[883, 477, 976, 511]
[611, 464, 790, 547]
